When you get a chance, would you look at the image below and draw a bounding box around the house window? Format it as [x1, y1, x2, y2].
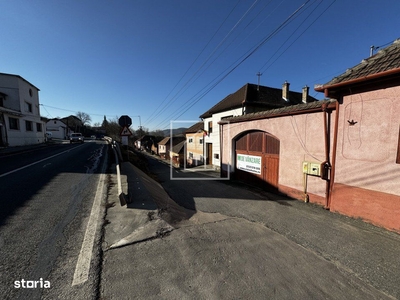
[26, 120, 33, 131]
[199, 138, 203, 144]
[208, 121, 213, 133]
[396, 126, 400, 164]
[36, 123, 42, 132]
[189, 152, 193, 158]
[9, 117, 19, 130]
[188, 138, 193, 143]
[25, 102, 32, 113]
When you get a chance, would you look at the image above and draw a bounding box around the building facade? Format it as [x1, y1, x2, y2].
[185, 121, 205, 167]
[46, 119, 69, 140]
[0, 73, 44, 147]
[220, 39, 400, 233]
[200, 83, 316, 170]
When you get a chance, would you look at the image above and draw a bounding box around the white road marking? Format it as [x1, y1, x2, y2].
[72, 172, 105, 286]
[0, 144, 85, 178]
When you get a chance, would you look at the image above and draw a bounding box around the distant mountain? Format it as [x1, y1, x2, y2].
[162, 127, 187, 137]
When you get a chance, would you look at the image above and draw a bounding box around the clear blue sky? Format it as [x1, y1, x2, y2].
[1, 0, 399, 131]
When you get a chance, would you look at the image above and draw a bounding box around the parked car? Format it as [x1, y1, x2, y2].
[45, 132, 52, 141]
[70, 133, 84, 144]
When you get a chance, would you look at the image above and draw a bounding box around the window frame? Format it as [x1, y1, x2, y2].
[25, 120, 33, 131]
[9, 117, 19, 130]
[25, 101, 33, 113]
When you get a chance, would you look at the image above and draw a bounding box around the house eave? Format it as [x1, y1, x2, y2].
[315, 68, 400, 97]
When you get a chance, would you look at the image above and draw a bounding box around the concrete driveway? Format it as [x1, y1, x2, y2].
[100, 157, 400, 299]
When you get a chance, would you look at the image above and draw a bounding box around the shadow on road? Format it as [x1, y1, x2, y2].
[0, 143, 109, 228]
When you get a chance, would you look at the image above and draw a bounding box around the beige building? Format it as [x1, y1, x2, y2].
[185, 122, 205, 167]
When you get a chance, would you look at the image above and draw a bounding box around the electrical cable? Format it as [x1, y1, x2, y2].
[153, 0, 312, 130]
[40, 104, 116, 118]
[144, 0, 242, 125]
[260, 0, 336, 74]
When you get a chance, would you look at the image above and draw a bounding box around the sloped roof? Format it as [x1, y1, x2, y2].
[200, 83, 317, 118]
[0, 72, 40, 91]
[158, 137, 170, 145]
[220, 99, 337, 124]
[170, 140, 186, 154]
[315, 38, 400, 93]
[185, 121, 204, 134]
[158, 136, 186, 145]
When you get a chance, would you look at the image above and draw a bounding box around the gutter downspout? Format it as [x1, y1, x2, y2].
[327, 99, 340, 209]
[322, 103, 331, 209]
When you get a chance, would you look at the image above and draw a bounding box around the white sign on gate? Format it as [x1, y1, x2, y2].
[237, 154, 262, 174]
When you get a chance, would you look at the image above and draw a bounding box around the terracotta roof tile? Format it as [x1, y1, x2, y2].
[319, 39, 400, 87]
[185, 121, 204, 133]
[171, 140, 186, 154]
[221, 99, 337, 124]
[158, 137, 170, 145]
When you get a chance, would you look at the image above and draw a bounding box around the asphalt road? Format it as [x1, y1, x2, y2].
[101, 154, 400, 299]
[0, 141, 109, 299]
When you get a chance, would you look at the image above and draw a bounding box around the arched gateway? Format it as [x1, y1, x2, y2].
[234, 130, 280, 191]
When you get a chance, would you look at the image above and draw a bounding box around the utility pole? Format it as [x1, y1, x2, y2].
[133, 115, 142, 137]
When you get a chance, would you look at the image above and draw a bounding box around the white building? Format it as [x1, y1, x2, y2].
[199, 83, 316, 170]
[0, 73, 45, 147]
[46, 119, 69, 140]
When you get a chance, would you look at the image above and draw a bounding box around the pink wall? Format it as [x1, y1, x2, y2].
[331, 87, 400, 232]
[221, 89, 400, 232]
[221, 110, 335, 202]
[335, 88, 400, 195]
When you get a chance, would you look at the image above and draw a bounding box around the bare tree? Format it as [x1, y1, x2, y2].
[76, 111, 92, 126]
[104, 117, 121, 141]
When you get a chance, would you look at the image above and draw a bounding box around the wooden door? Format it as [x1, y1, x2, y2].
[235, 131, 279, 191]
[206, 143, 212, 165]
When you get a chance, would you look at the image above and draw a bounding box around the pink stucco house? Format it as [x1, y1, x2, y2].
[220, 39, 400, 233]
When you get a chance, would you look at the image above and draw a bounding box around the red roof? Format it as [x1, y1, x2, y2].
[315, 39, 400, 97]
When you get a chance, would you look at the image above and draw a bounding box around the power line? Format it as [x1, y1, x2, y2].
[144, 0, 242, 126]
[153, 0, 312, 130]
[40, 104, 116, 118]
[259, 0, 336, 74]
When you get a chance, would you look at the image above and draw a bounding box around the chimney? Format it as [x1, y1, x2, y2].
[282, 81, 290, 101]
[302, 85, 310, 103]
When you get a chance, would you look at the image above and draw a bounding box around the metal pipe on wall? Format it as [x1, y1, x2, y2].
[327, 100, 340, 209]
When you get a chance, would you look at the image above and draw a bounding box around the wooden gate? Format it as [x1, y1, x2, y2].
[235, 131, 280, 191]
